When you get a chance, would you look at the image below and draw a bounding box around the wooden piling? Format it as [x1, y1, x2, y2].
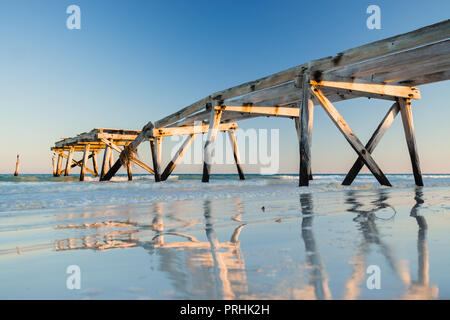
[14, 155, 20, 176]
[80, 144, 90, 181]
[202, 107, 223, 182]
[299, 74, 314, 186]
[92, 151, 99, 177]
[399, 98, 424, 186]
[227, 130, 245, 180]
[52, 153, 57, 177]
[100, 146, 112, 179]
[64, 148, 74, 176]
[150, 138, 161, 182]
[56, 154, 63, 177]
[126, 161, 132, 181]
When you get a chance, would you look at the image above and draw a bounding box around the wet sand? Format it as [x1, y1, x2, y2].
[0, 174, 449, 299]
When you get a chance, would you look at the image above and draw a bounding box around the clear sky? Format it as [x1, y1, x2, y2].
[0, 0, 449, 175]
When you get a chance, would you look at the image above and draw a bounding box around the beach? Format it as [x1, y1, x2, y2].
[1, 174, 449, 299]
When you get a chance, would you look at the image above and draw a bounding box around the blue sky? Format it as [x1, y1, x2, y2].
[0, 0, 449, 174]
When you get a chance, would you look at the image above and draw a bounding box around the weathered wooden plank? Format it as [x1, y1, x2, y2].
[311, 86, 391, 186]
[202, 108, 223, 182]
[227, 130, 245, 180]
[80, 144, 90, 182]
[329, 39, 450, 79]
[299, 74, 314, 186]
[154, 122, 238, 137]
[397, 70, 450, 86]
[155, 20, 450, 128]
[161, 134, 198, 181]
[216, 105, 300, 118]
[399, 98, 424, 186]
[342, 102, 400, 185]
[64, 147, 74, 176]
[310, 79, 421, 99]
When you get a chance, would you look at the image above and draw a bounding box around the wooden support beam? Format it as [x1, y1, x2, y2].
[311, 85, 392, 186]
[154, 122, 238, 137]
[310, 79, 421, 99]
[56, 154, 63, 177]
[343, 102, 400, 185]
[101, 122, 155, 182]
[299, 74, 314, 186]
[58, 151, 97, 176]
[150, 138, 161, 182]
[126, 161, 132, 181]
[202, 108, 223, 182]
[399, 98, 424, 186]
[71, 153, 94, 169]
[100, 146, 112, 179]
[64, 147, 74, 176]
[216, 105, 299, 118]
[161, 134, 197, 181]
[227, 130, 245, 180]
[100, 139, 155, 175]
[109, 150, 114, 169]
[80, 144, 90, 182]
[156, 137, 163, 180]
[92, 151, 99, 177]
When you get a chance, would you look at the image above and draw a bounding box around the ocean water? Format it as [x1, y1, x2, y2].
[0, 173, 449, 299]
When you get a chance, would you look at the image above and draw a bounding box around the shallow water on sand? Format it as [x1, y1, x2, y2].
[0, 174, 449, 299]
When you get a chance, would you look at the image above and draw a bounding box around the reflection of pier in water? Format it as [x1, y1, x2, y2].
[55, 199, 248, 299]
[7, 190, 439, 299]
[343, 188, 438, 299]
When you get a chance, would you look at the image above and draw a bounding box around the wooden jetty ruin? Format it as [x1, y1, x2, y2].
[51, 20, 450, 186]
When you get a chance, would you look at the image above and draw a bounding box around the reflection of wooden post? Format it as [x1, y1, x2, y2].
[100, 146, 112, 179]
[14, 154, 20, 176]
[56, 154, 63, 177]
[399, 98, 423, 186]
[202, 107, 223, 182]
[227, 130, 245, 180]
[64, 148, 74, 176]
[52, 153, 57, 177]
[80, 144, 90, 181]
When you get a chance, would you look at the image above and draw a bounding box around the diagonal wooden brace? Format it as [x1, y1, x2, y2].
[342, 102, 400, 185]
[311, 85, 392, 187]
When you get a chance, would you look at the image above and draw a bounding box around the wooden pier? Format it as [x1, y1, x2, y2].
[51, 20, 450, 186]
